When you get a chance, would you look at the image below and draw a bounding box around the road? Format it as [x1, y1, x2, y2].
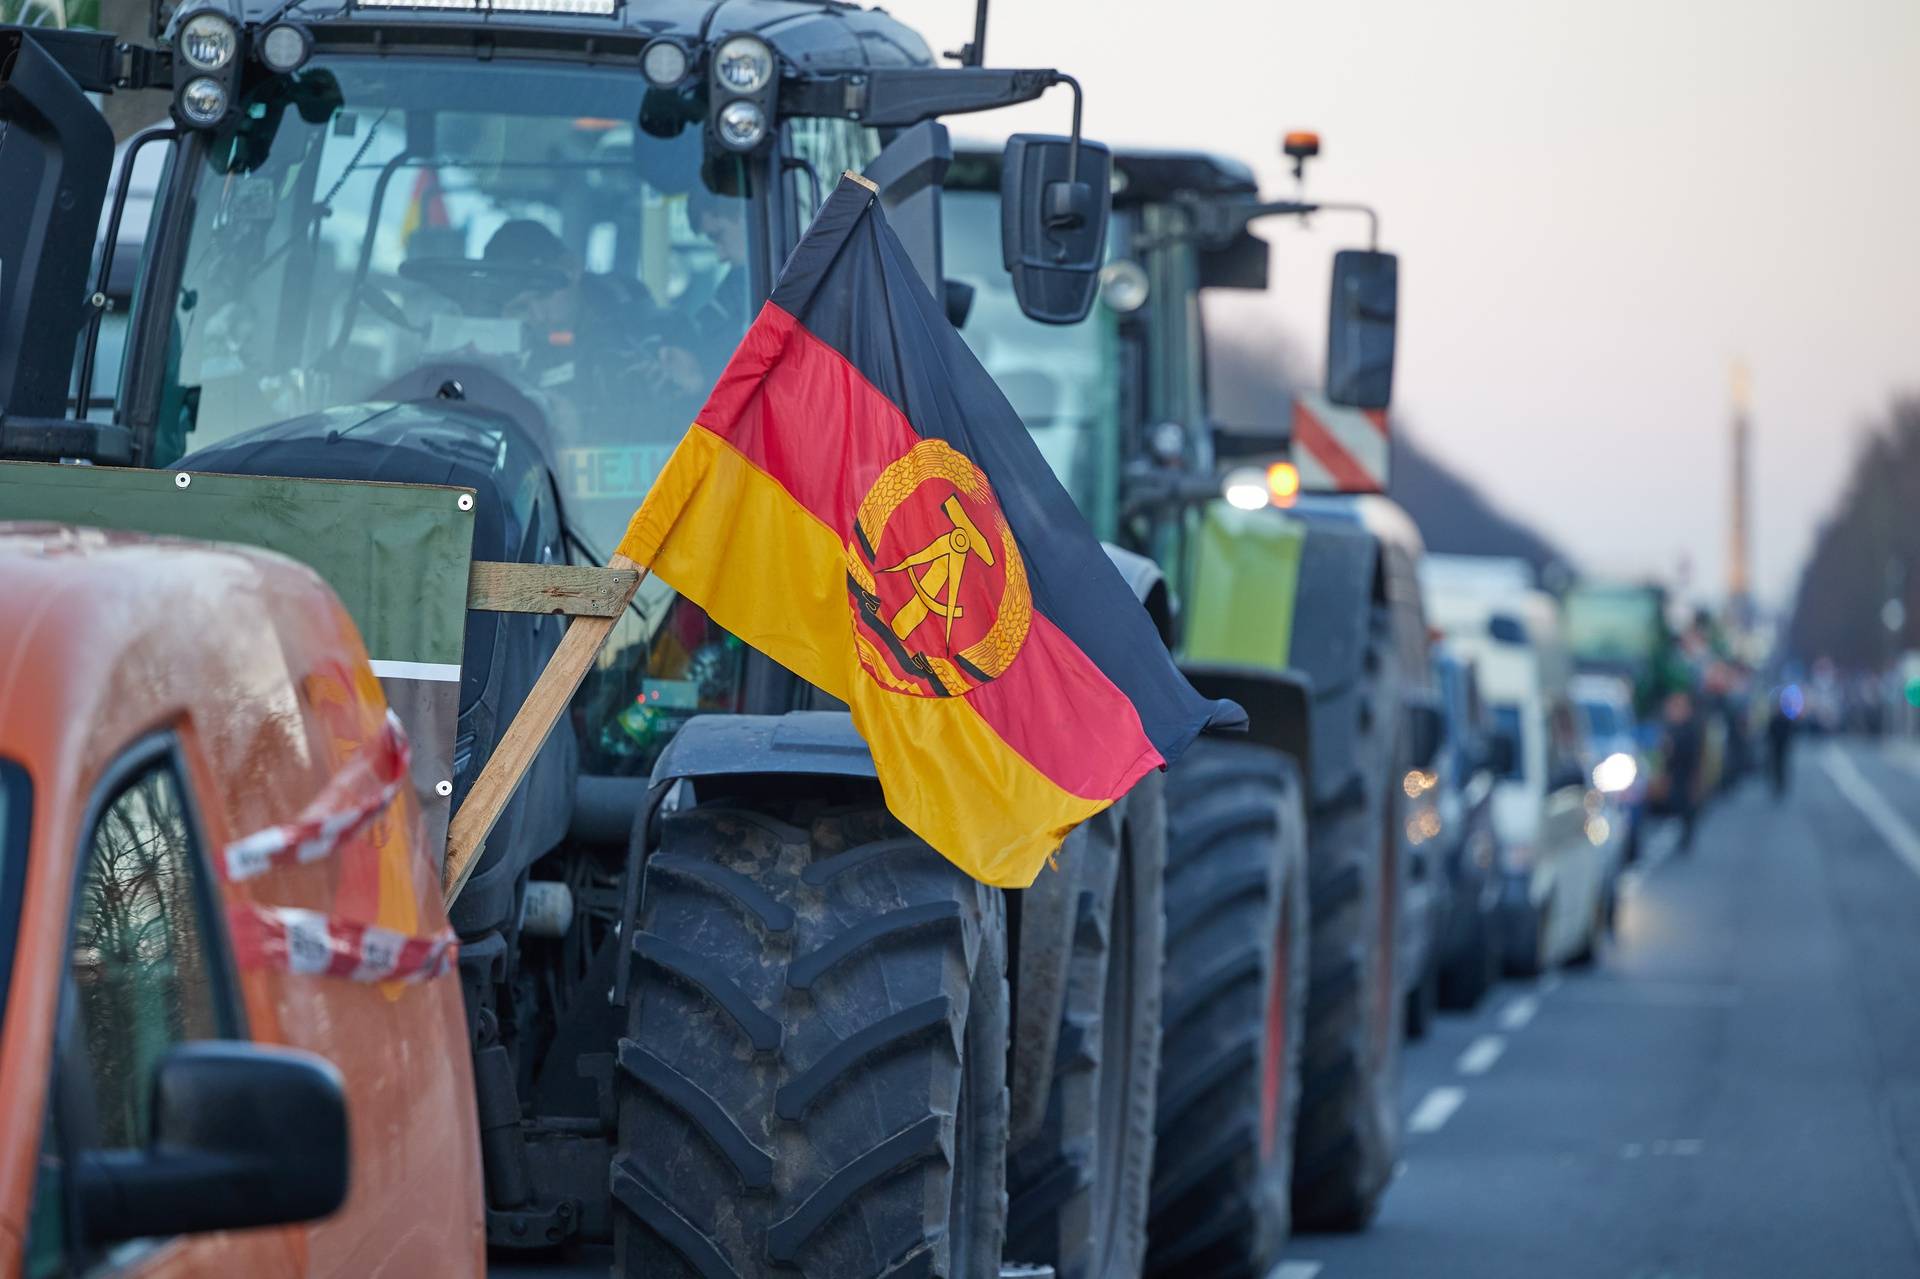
[1287, 736, 1920, 1279]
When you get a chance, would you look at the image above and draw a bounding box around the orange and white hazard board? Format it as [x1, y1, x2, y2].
[1292, 391, 1390, 494]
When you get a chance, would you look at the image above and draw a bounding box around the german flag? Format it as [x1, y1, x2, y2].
[619, 175, 1242, 886]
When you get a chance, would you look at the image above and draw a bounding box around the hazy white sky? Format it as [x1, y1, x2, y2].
[889, 0, 1920, 606]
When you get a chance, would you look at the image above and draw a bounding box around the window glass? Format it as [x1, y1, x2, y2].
[1580, 699, 1621, 741]
[941, 186, 1122, 536]
[1489, 703, 1525, 780]
[69, 762, 223, 1148]
[788, 118, 879, 222]
[0, 759, 29, 1035]
[155, 59, 753, 558]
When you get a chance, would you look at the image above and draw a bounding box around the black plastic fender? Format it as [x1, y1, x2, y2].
[1181, 662, 1315, 789]
[1103, 542, 1174, 648]
[647, 711, 879, 788]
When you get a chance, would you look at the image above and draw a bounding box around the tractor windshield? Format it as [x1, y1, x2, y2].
[943, 187, 1122, 540]
[154, 57, 754, 559]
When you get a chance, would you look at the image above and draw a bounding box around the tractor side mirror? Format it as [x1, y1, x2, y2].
[1325, 249, 1397, 410]
[72, 1043, 349, 1244]
[1000, 133, 1112, 325]
[1407, 699, 1445, 770]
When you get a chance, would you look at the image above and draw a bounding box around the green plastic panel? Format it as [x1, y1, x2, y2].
[1179, 502, 1307, 673]
[0, 461, 475, 666]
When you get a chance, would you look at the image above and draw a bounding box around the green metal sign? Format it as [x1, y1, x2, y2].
[0, 461, 473, 668]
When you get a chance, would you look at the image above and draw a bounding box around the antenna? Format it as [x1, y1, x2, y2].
[947, 0, 989, 66]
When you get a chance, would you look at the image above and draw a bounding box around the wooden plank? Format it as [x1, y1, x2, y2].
[467, 561, 641, 618]
[444, 553, 646, 906]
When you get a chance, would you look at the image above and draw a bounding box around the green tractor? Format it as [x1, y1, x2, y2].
[0, 4, 1175, 1275]
[947, 138, 1437, 1270]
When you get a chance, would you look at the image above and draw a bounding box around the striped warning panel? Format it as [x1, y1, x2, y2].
[1293, 390, 1390, 494]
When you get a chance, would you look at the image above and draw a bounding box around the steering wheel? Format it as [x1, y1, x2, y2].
[398, 257, 570, 312]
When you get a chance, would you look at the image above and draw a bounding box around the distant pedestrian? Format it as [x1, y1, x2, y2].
[1767, 694, 1796, 799]
[1662, 691, 1703, 850]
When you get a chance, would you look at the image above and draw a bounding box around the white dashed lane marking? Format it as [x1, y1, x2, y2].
[1498, 994, 1539, 1030]
[1269, 1263, 1323, 1279]
[1455, 1034, 1506, 1076]
[1407, 1086, 1467, 1134]
[1825, 744, 1920, 880]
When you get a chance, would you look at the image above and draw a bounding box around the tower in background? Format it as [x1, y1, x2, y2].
[1727, 359, 1753, 629]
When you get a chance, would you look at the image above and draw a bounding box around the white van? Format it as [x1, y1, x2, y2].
[1421, 559, 1618, 973]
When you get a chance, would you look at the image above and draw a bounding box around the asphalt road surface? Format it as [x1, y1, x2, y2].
[1287, 736, 1920, 1279]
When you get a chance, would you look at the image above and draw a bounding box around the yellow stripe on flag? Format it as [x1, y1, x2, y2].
[619, 425, 1105, 887]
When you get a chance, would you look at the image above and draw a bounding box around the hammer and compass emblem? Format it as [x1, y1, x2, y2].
[880, 494, 995, 647]
[847, 439, 1032, 697]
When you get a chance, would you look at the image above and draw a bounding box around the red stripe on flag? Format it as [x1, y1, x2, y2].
[1363, 408, 1389, 436]
[964, 612, 1164, 802]
[697, 303, 916, 539]
[1293, 400, 1378, 492]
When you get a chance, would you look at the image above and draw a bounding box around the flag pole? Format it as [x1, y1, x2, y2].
[444, 552, 646, 907]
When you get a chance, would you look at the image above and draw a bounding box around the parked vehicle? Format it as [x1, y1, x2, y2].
[0, 525, 481, 1277]
[945, 138, 1417, 1261]
[1573, 673, 1646, 861]
[1431, 645, 1503, 1009]
[1423, 560, 1618, 974]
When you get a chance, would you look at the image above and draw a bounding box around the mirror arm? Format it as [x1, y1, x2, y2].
[1233, 198, 1380, 251]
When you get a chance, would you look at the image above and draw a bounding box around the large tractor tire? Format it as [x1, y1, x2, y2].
[1007, 776, 1166, 1279]
[1144, 741, 1309, 1279]
[1292, 612, 1405, 1233]
[614, 800, 1009, 1279]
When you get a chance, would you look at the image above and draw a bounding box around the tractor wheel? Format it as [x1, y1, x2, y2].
[1144, 741, 1308, 1279]
[1292, 609, 1405, 1233]
[613, 800, 1008, 1279]
[1007, 775, 1166, 1279]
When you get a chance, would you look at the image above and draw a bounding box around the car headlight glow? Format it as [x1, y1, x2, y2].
[180, 12, 239, 70]
[713, 35, 774, 94]
[1222, 467, 1268, 510]
[1592, 751, 1638, 794]
[178, 76, 230, 125]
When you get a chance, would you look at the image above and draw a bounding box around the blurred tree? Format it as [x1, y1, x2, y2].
[1785, 395, 1920, 670]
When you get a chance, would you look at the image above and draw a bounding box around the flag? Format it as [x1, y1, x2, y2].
[619, 174, 1243, 887]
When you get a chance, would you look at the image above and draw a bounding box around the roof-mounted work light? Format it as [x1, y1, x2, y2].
[708, 33, 776, 152]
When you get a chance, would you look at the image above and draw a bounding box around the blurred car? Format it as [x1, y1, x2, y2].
[1423, 560, 1618, 974]
[1430, 644, 1503, 1009]
[1573, 673, 1645, 861]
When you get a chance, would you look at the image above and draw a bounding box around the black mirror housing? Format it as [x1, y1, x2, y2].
[1407, 700, 1445, 771]
[1325, 248, 1398, 410]
[999, 133, 1111, 325]
[74, 1042, 350, 1244]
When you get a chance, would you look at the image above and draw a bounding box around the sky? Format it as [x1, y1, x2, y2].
[888, 0, 1920, 608]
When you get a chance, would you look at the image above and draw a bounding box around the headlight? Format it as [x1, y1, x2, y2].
[715, 99, 767, 150]
[180, 12, 239, 71]
[178, 76, 230, 125]
[713, 35, 774, 94]
[1592, 751, 1638, 794]
[642, 38, 690, 88]
[1099, 259, 1149, 313]
[258, 23, 311, 74]
[1222, 467, 1268, 510]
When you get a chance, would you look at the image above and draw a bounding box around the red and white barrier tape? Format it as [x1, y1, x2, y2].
[224, 708, 412, 883]
[230, 902, 457, 984]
